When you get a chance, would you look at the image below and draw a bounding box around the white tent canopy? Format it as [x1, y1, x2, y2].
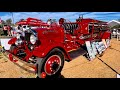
[107, 20, 120, 27]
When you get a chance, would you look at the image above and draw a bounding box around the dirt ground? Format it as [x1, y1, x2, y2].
[0, 38, 120, 78]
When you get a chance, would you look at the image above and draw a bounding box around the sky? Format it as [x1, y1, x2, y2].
[0, 12, 120, 23]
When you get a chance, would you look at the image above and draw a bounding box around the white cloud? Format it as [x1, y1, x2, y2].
[0, 12, 83, 23]
[0, 12, 120, 23]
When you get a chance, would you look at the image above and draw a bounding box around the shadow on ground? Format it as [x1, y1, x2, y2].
[35, 73, 65, 78]
[58, 74, 65, 78]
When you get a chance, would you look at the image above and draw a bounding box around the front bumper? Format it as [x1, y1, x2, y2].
[2, 49, 36, 73]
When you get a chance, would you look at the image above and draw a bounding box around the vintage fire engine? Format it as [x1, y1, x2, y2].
[6, 17, 111, 78]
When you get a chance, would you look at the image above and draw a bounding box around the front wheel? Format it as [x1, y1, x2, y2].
[36, 48, 64, 78]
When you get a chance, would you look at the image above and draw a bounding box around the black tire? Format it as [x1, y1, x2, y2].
[36, 48, 64, 78]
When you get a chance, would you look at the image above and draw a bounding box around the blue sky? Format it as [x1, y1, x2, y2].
[0, 12, 120, 23]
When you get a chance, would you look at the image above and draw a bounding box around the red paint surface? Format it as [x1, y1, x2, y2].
[8, 17, 111, 62]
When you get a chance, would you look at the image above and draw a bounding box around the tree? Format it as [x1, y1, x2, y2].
[15, 19, 24, 24]
[19, 19, 24, 22]
[1, 20, 6, 25]
[21, 19, 24, 21]
[6, 18, 12, 26]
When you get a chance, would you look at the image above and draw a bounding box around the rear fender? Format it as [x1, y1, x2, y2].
[8, 37, 17, 45]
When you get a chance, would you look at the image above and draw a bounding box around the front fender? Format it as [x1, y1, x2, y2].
[32, 42, 71, 60]
[8, 37, 17, 45]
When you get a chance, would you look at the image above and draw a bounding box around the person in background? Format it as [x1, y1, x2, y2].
[47, 19, 52, 25]
[10, 26, 14, 36]
[10, 26, 16, 36]
[3, 25, 8, 36]
[7, 25, 12, 36]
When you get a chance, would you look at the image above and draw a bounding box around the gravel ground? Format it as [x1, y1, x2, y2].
[0, 38, 120, 78]
[0, 54, 36, 78]
[61, 38, 120, 78]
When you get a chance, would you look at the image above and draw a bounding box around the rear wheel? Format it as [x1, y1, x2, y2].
[36, 48, 64, 78]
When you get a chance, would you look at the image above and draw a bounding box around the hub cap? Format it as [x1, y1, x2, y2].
[44, 55, 61, 75]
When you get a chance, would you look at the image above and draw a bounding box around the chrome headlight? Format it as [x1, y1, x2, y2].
[30, 34, 37, 44]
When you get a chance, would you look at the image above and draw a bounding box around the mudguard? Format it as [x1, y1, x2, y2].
[32, 42, 71, 61]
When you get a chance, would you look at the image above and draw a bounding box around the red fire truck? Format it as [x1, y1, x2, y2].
[7, 17, 111, 78]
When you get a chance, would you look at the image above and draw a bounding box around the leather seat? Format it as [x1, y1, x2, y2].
[63, 23, 78, 34]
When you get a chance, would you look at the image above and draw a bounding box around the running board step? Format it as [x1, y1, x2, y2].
[68, 48, 87, 59]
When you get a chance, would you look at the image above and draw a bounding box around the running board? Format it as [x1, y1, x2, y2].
[68, 48, 87, 59]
